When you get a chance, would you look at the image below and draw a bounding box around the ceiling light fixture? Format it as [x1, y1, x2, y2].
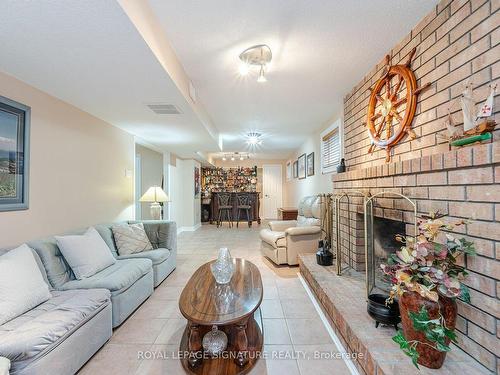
[238, 63, 250, 76]
[221, 152, 251, 162]
[257, 65, 267, 83]
[246, 132, 263, 146]
[239, 44, 272, 83]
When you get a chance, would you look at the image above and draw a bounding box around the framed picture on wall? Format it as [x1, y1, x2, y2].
[286, 161, 292, 181]
[293, 160, 298, 178]
[0, 96, 30, 212]
[194, 166, 200, 197]
[298, 153, 306, 179]
[307, 152, 315, 176]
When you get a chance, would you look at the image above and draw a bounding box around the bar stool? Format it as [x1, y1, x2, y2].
[236, 193, 252, 228]
[217, 193, 233, 228]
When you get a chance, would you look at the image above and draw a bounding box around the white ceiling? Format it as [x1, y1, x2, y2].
[0, 0, 438, 161]
[0, 0, 219, 159]
[149, 0, 437, 158]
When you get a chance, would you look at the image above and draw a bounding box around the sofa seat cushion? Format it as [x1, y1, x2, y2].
[60, 258, 152, 296]
[117, 248, 171, 266]
[260, 229, 286, 249]
[0, 289, 110, 366]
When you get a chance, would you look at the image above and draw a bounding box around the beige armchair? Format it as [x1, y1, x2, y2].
[260, 195, 324, 265]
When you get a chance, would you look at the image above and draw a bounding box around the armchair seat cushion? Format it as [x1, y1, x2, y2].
[259, 229, 286, 249]
[117, 248, 170, 266]
[59, 259, 152, 296]
[0, 289, 110, 370]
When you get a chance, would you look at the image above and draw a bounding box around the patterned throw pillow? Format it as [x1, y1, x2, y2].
[112, 223, 153, 255]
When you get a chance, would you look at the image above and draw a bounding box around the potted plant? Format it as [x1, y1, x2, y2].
[380, 212, 475, 369]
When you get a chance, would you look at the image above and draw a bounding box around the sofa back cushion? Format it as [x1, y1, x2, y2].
[297, 216, 321, 227]
[94, 223, 121, 257]
[55, 227, 116, 280]
[0, 244, 52, 325]
[128, 220, 172, 250]
[111, 223, 153, 255]
[297, 195, 323, 226]
[28, 236, 76, 288]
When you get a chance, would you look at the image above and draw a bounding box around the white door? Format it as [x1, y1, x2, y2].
[262, 165, 283, 220]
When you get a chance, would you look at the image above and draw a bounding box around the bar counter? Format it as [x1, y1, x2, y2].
[205, 192, 261, 226]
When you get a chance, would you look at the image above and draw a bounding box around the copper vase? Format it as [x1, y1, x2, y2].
[398, 291, 457, 369]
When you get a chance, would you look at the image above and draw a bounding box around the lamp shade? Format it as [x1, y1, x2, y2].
[139, 186, 169, 203]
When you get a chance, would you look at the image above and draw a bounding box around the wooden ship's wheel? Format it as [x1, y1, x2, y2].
[365, 47, 431, 162]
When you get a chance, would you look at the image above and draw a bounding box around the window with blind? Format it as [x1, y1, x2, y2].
[321, 121, 341, 174]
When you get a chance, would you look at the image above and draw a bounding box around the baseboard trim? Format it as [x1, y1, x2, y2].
[177, 223, 201, 234]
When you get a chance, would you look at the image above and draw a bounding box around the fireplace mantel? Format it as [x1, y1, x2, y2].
[333, 142, 498, 185]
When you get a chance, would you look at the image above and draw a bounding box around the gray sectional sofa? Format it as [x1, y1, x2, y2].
[0, 248, 112, 375]
[97, 220, 177, 288]
[0, 220, 177, 375]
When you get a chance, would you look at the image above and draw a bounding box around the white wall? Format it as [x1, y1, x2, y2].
[283, 116, 343, 206]
[167, 160, 179, 223]
[167, 157, 201, 232]
[0, 71, 135, 247]
[135, 144, 164, 219]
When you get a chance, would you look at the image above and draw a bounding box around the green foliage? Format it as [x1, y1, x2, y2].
[448, 237, 476, 256]
[392, 330, 419, 369]
[392, 306, 458, 368]
[0, 173, 15, 198]
[459, 284, 470, 303]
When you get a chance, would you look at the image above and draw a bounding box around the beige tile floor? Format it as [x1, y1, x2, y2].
[79, 223, 353, 375]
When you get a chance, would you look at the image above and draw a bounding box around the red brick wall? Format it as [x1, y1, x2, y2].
[343, 0, 499, 169]
[338, 0, 500, 372]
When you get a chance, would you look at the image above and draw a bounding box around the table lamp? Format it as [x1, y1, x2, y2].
[139, 186, 169, 220]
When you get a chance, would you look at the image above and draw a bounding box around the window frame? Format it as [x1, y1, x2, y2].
[320, 118, 343, 175]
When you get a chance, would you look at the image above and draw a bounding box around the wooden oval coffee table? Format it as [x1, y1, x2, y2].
[179, 258, 263, 375]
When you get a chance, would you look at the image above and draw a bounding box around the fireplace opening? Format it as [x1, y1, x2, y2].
[373, 216, 406, 292]
[364, 192, 417, 297]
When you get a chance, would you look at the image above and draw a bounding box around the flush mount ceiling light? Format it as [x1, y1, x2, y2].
[245, 132, 263, 146]
[239, 44, 272, 83]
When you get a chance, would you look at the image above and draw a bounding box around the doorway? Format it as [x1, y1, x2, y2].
[262, 165, 283, 220]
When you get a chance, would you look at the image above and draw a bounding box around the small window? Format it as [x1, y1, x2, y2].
[321, 119, 342, 174]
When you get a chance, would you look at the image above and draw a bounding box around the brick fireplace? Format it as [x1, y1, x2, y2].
[302, 0, 499, 373]
[330, 142, 499, 372]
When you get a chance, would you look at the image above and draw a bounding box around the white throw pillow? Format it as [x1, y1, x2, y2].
[112, 223, 153, 256]
[0, 244, 52, 325]
[55, 227, 116, 279]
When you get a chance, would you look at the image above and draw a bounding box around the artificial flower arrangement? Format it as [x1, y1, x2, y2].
[380, 212, 475, 368]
